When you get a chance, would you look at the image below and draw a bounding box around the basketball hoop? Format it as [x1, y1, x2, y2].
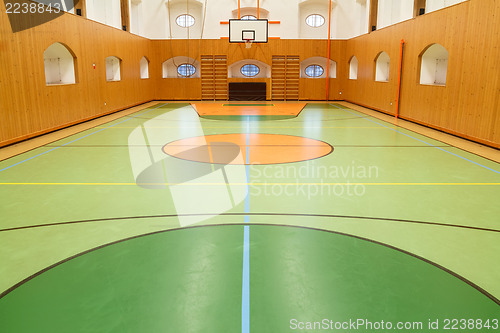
[244, 39, 253, 49]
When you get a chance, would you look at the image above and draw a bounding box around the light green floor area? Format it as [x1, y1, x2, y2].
[0, 225, 498, 333]
[0, 102, 499, 330]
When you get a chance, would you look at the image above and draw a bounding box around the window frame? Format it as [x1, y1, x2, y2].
[305, 14, 325, 28]
[305, 64, 324, 78]
[176, 14, 195, 28]
[240, 64, 260, 77]
[241, 15, 257, 20]
[177, 63, 196, 77]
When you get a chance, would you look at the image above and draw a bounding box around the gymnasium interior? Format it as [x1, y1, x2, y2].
[0, 0, 499, 332]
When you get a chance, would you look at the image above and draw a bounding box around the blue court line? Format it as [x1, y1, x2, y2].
[0, 103, 168, 173]
[329, 104, 500, 175]
[241, 118, 251, 333]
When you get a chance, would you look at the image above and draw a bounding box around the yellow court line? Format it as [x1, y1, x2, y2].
[0, 183, 499, 186]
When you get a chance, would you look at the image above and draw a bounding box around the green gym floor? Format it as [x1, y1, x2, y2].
[0, 102, 499, 332]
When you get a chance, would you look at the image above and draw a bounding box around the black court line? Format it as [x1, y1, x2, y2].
[1, 223, 498, 306]
[1, 212, 499, 233]
[0, 103, 169, 163]
[332, 103, 500, 164]
[334, 145, 451, 148]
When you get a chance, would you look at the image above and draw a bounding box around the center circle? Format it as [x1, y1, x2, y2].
[162, 134, 333, 165]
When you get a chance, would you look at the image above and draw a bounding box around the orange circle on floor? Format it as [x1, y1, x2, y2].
[162, 134, 333, 165]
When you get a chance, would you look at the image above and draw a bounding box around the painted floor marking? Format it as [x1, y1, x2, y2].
[1, 182, 498, 186]
[0, 104, 168, 173]
[242, 117, 251, 333]
[329, 104, 500, 175]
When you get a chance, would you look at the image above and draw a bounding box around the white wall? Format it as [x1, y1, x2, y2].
[137, 0, 370, 40]
[426, 0, 467, 13]
[130, 0, 144, 36]
[165, 0, 203, 39]
[332, 0, 369, 39]
[377, 0, 413, 30]
[131, 0, 465, 40]
[87, 0, 122, 30]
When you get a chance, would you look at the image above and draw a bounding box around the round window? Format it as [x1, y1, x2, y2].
[306, 14, 325, 27]
[177, 63, 196, 77]
[176, 14, 195, 28]
[305, 65, 324, 78]
[241, 15, 257, 20]
[241, 64, 260, 77]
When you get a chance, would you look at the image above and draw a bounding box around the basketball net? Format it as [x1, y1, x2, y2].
[245, 39, 253, 49]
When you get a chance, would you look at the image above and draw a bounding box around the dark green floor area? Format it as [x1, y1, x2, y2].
[0, 225, 498, 333]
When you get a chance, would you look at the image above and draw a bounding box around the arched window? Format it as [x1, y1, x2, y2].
[43, 42, 77, 85]
[306, 14, 325, 27]
[241, 64, 260, 77]
[305, 65, 324, 78]
[140, 56, 149, 79]
[349, 56, 358, 80]
[241, 15, 257, 20]
[177, 63, 196, 77]
[375, 52, 390, 82]
[105, 56, 121, 82]
[419, 44, 449, 86]
[176, 14, 195, 28]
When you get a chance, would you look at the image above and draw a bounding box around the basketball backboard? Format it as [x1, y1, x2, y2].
[229, 19, 268, 43]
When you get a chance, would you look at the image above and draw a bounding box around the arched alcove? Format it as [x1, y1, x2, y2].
[162, 57, 200, 78]
[166, 0, 204, 39]
[300, 57, 336, 78]
[374, 51, 390, 82]
[349, 56, 358, 80]
[140, 56, 150, 79]
[298, 0, 330, 39]
[228, 59, 270, 78]
[105, 56, 122, 82]
[419, 43, 449, 86]
[43, 42, 77, 85]
[231, 7, 269, 19]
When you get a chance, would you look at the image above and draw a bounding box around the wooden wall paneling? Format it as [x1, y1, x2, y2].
[120, 0, 130, 31]
[285, 55, 300, 100]
[214, 55, 228, 100]
[457, 0, 499, 144]
[0, 7, 155, 147]
[300, 79, 325, 100]
[343, 0, 500, 148]
[271, 56, 286, 100]
[201, 55, 215, 100]
[369, 0, 378, 32]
